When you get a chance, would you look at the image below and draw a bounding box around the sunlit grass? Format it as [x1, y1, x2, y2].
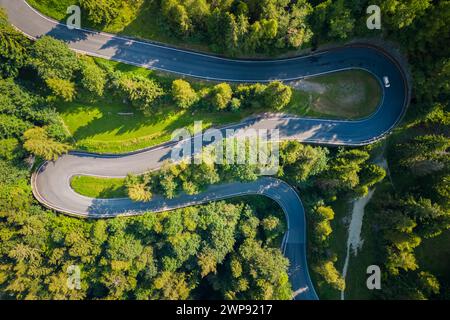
[70, 175, 127, 198]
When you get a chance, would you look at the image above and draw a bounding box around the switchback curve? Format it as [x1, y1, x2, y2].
[2, 0, 410, 301]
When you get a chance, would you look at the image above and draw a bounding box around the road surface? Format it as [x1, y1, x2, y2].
[1, 0, 410, 301]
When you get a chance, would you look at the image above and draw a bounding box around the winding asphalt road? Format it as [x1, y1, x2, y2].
[1, 0, 410, 301]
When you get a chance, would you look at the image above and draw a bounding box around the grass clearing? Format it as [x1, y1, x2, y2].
[70, 175, 127, 198]
[292, 70, 382, 119]
[311, 70, 381, 119]
[58, 98, 241, 153]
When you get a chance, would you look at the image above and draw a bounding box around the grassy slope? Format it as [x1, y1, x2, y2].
[27, 0, 73, 20]
[59, 98, 242, 153]
[70, 175, 127, 198]
[308, 70, 381, 119]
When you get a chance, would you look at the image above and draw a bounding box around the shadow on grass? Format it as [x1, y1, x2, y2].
[97, 184, 127, 199]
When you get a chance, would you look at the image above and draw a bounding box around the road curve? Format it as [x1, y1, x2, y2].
[1, 0, 408, 146]
[2, 0, 410, 301]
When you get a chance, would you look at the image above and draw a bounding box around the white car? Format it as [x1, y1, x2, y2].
[383, 76, 390, 88]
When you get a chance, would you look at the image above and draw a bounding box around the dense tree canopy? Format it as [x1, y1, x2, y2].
[30, 36, 79, 81]
[0, 9, 29, 78]
[155, 0, 314, 55]
[112, 73, 165, 115]
[79, 56, 106, 97]
[171, 79, 198, 109]
[79, 0, 122, 25]
[23, 127, 70, 161]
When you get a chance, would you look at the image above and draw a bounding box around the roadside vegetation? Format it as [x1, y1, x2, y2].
[28, 0, 315, 57]
[27, 0, 427, 61]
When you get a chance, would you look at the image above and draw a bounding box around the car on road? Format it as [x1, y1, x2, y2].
[383, 76, 391, 88]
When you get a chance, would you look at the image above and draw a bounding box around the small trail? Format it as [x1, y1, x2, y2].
[289, 79, 326, 94]
[340, 157, 388, 300]
[340, 189, 375, 300]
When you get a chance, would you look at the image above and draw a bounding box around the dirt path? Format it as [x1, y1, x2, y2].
[289, 79, 326, 94]
[340, 158, 388, 300]
[340, 189, 376, 300]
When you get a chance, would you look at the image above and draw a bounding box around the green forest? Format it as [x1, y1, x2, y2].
[1, 0, 449, 300]
[27, 0, 446, 57]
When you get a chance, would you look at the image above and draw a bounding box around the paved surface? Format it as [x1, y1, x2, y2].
[2, 0, 409, 301]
